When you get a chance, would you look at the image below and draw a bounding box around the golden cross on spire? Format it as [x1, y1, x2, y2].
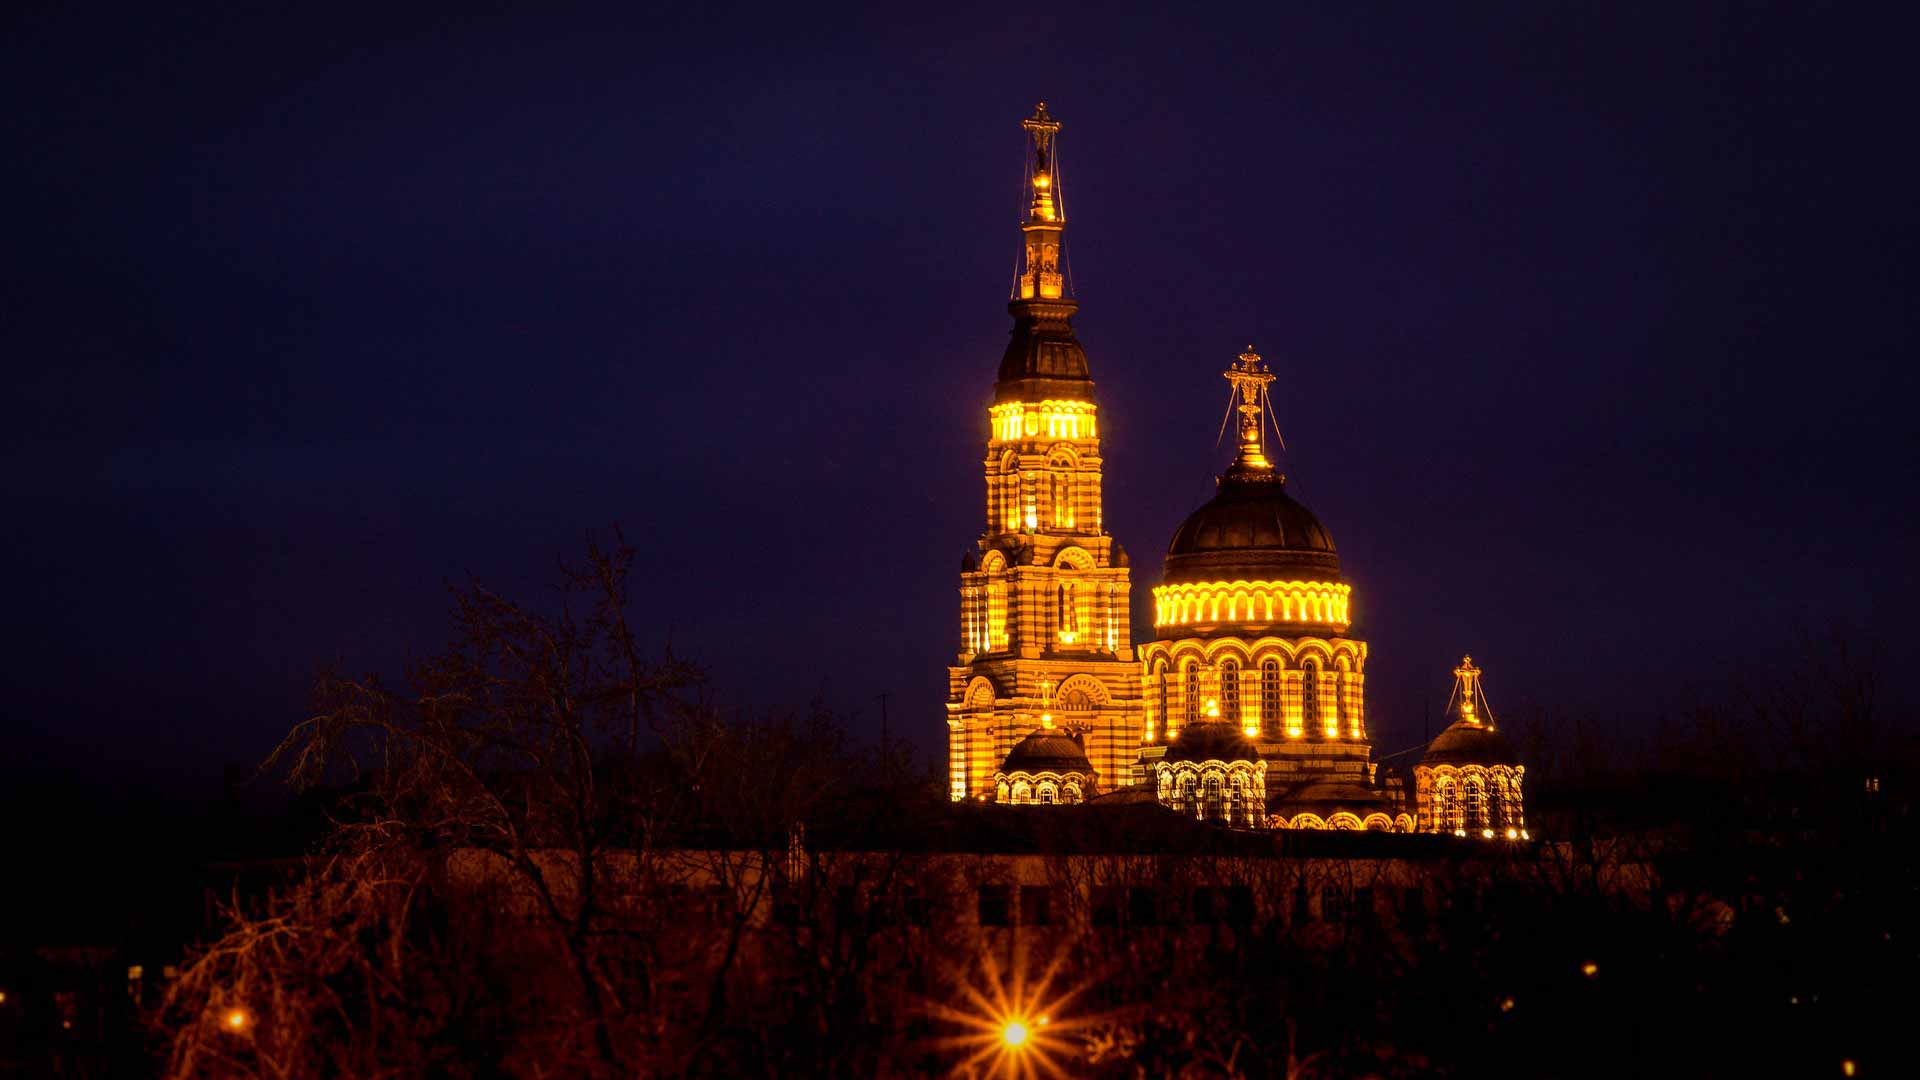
[1453, 655, 1487, 725]
[1014, 102, 1068, 298]
[1021, 102, 1063, 224]
[1222, 345, 1278, 475]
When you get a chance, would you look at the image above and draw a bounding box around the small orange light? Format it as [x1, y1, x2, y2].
[1002, 1020, 1029, 1047]
[224, 1008, 249, 1032]
[1500, 997, 1515, 1012]
[1842, 1060, 1856, 1077]
[1581, 961, 1599, 978]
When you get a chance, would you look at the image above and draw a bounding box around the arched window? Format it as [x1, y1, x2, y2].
[1302, 660, 1322, 736]
[1057, 580, 1078, 641]
[1464, 778, 1486, 831]
[1178, 774, 1197, 816]
[1051, 464, 1073, 529]
[986, 576, 1009, 651]
[1436, 777, 1460, 832]
[1229, 774, 1247, 827]
[1490, 775, 1509, 828]
[1001, 468, 1020, 533]
[1220, 658, 1242, 731]
[1183, 661, 1201, 728]
[1012, 781, 1032, 805]
[1203, 776, 1224, 823]
[1260, 658, 1282, 733]
[1037, 782, 1057, 805]
[1064, 782, 1082, 804]
[1153, 658, 1170, 736]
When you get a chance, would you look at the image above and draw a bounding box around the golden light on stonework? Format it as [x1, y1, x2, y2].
[1152, 579, 1351, 629]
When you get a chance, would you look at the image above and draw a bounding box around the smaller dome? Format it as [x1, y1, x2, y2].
[1165, 722, 1260, 764]
[1269, 776, 1390, 816]
[1000, 730, 1095, 775]
[995, 299, 1094, 403]
[1423, 721, 1518, 767]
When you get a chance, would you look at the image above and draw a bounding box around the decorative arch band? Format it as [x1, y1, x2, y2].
[1152, 580, 1352, 630]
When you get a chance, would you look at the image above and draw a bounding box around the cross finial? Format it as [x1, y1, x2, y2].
[1452, 656, 1487, 726]
[1222, 345, 1278, 477]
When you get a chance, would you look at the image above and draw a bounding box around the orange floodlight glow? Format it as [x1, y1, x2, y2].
[924, 940, 1102, 1077]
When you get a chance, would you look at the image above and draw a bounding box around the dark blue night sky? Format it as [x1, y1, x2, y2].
[5, 3, 1915, 796]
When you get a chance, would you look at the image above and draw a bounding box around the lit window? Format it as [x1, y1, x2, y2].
[1154, 659, 1170, 736]
[1221, 658, 1242, 731]
[1464, 778, 1486, 831]
[1301, 660, 1322, 736]
[1436, 777, 1460, 832]
[1260, 658, 1282, 734]
[1183, 662, 1201, 727]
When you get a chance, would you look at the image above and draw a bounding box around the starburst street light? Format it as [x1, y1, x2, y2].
[926, 942, 1104, 1078]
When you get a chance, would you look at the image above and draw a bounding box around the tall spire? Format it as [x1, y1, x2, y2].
[1222, 346, 1280, 481]
[995, 102, 1092, 404]
[1017, 102, 1067, 301]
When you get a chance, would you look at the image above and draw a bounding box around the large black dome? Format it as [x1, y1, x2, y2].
[1162, 474, 1341, 586]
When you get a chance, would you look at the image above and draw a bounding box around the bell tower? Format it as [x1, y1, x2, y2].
[944, 104, 1145, 802]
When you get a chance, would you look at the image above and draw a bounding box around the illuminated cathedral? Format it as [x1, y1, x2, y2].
[944, 105, 1524, 835]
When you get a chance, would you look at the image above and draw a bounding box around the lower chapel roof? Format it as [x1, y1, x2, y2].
[999, 730, 1097, 775]
[1422, 721, 1520, 768]
[1268, 777, 1393, 817]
